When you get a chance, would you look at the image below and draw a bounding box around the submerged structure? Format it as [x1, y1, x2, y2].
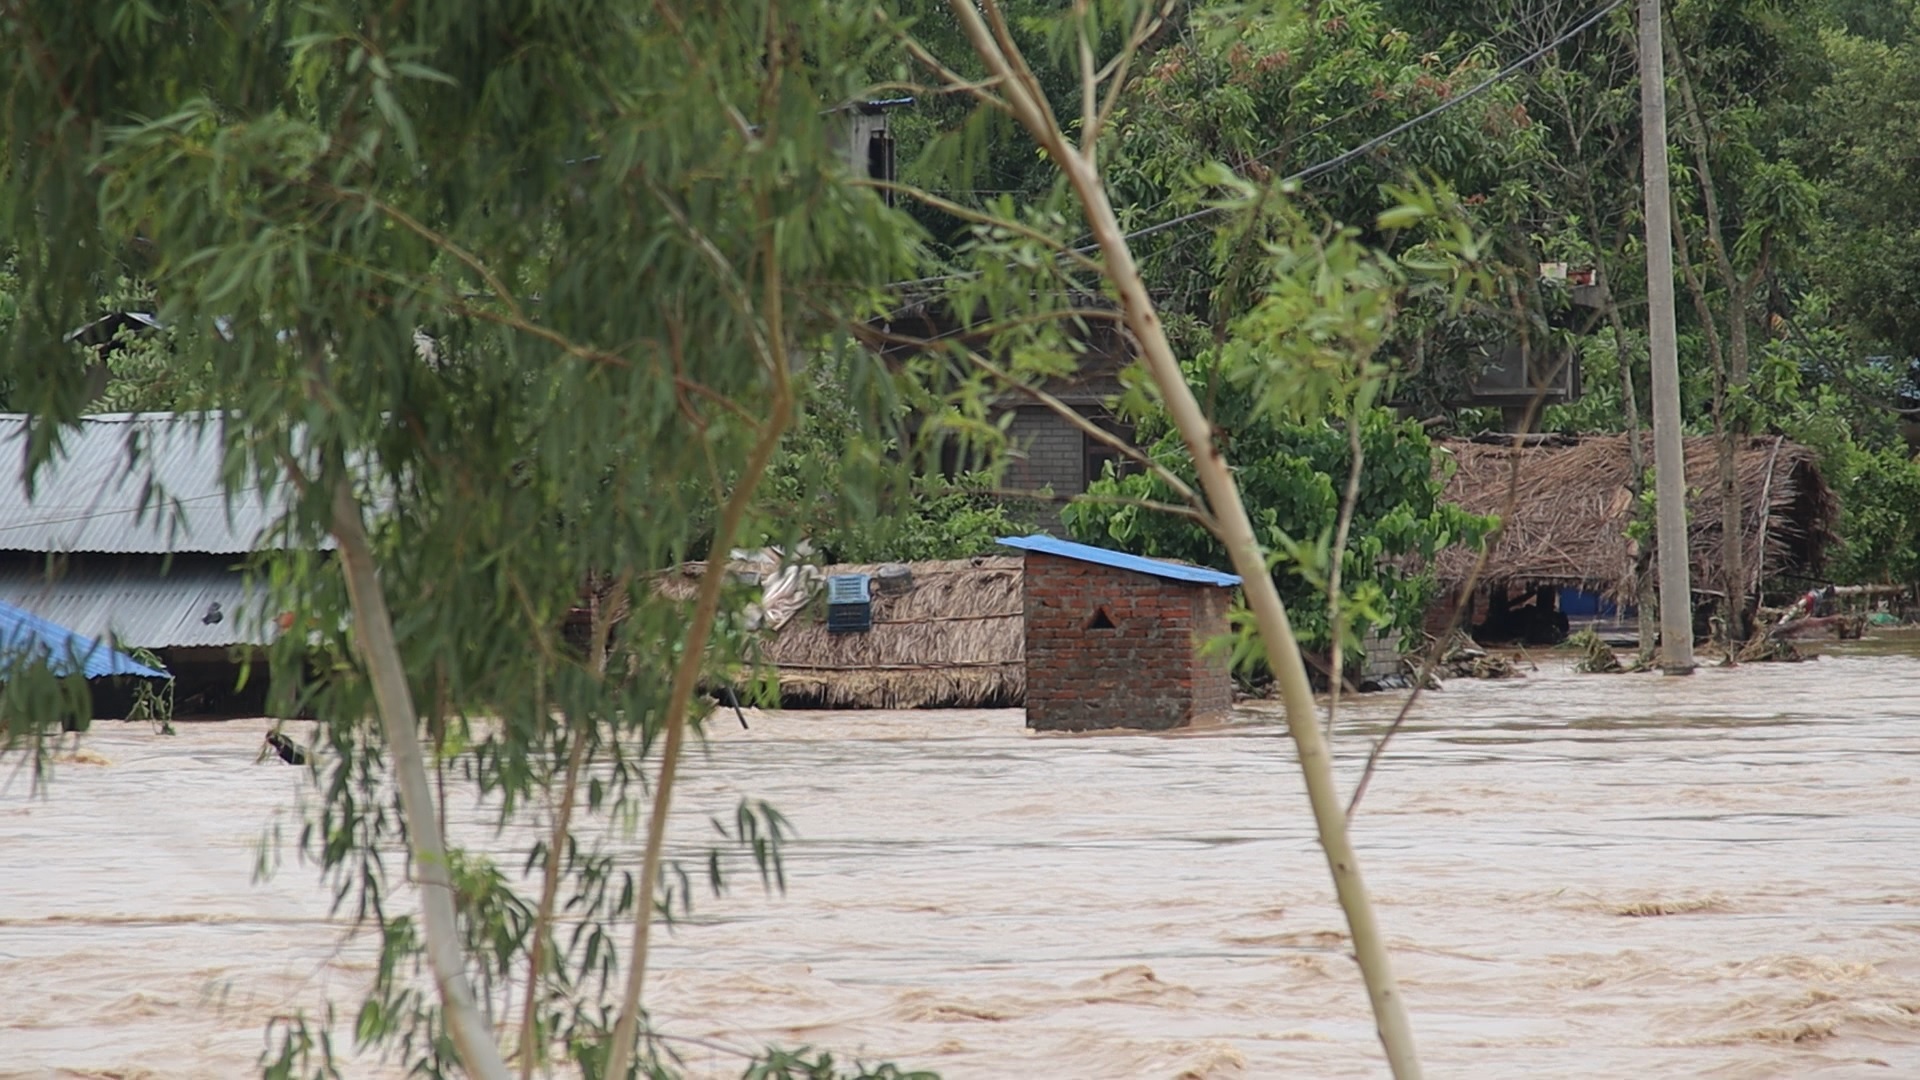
[998, 534, 1239, 732]
[649, 553, 1026, 710]
[1432, 434, 1839, 637]
[762, 556, 1025, 709]
[0, 413, 294, 712]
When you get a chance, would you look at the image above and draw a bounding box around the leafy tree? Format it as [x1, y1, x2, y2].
[758, 361, 1020, 563]
[1104, 0, 1544, 337]
[1067, 390, 1489, 667]
[2, 4, 936, 1079]
[1795, 12, 1920, 359]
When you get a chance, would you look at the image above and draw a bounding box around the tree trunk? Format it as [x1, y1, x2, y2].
[1669, 204, 1734, 647]
[1581, 194, 1657, 660]
[603, 247, 796, 1080]
[330, 479, 513, 1080]
[1667, 33, 1753, 640]
[943, 5, 1422, 1075]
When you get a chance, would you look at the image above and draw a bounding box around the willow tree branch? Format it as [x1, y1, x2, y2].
[329, 478, 512, 1080]
[518, 575, 626, 1079]
[1324, 416, 1366, 738]
[879, 7, 1010, 110]
[941, 3, 1422, 1073]
[987, 485, 1215, 527]
[1075, 0, 1097, 163]
[1093, 0, 1178, 140]
[957, 346, 1208, 514]
[862, 179, 1108, 275]
[980, 0, 1055, 129]
[604, 187, 796, 1080]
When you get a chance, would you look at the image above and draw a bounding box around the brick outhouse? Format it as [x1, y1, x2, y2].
[997, 535, 1241, 732]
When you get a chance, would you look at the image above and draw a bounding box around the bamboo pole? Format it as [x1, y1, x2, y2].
[942, 4, 1422, 1075]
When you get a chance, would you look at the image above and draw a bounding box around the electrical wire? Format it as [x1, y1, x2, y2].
[893, 0, 1631, 289]
[1094, 0, 1630, 249]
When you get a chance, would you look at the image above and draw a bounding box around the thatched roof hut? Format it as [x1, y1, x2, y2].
[1434, 434, 1839, 600]
[764, 555, 1024, 709]
[649, 553, 1026, 708]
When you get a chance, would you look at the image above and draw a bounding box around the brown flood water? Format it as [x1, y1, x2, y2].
[5, 634, 1920, 1078]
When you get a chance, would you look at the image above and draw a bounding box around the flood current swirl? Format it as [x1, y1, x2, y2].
[5, 635, 1919, 1078]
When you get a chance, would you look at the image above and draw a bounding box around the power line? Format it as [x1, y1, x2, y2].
[1105, 0, 1630, 249]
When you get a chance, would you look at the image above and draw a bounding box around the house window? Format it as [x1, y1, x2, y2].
[867, 129, 896, 206]
[1082, 412, 1138, 487]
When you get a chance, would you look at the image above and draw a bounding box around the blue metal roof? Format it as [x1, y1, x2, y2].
[995, 535, 1242, 587]
[0, 599, 169, 680]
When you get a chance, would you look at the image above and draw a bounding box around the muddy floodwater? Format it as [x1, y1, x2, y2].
[6, 636, 1920, 1079]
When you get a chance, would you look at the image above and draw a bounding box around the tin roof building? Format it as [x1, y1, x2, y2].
[0, 413, 301, 711]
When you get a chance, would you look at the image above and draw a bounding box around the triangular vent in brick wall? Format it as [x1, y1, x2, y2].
[1085, 606, 1116, 630]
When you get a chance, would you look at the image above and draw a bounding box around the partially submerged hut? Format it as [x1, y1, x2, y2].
[1433, 434, 1839, 624]
[649, 554, 1026, 709]
[762, 555, 1025, 708]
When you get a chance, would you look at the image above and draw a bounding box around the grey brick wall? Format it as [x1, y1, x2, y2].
[1360, 627, 1403, 680]
[1006, 406, 1084, 499]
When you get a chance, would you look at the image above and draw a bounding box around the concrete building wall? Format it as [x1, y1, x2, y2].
[1022, 552, 1235, 731]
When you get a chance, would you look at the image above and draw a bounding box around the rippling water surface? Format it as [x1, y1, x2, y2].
[6, 635, 1920, 1078]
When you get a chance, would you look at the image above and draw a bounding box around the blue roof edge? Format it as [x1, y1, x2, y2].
[995, 535, 1242, 588]
[0, 599, 171, 680]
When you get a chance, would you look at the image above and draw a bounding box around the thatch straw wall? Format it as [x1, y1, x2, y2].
[1434, 434, 1838, 600]
[765, 555, 1025, 709]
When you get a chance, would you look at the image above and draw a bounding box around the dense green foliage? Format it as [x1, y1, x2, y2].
[2, 1, 942, 1076]
[12, 0, 1920, 1074]
[883, 0, 1920, 592]
[1066, 378, 1490, 663]
[758, 364, 1020, 563]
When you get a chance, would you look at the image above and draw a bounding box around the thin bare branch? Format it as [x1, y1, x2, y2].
[640, 177, 779, 375]
[330, 184, 530, 325]
[1094, 0, 1178, 139]
[948, 1, 1422, 1070]
[1323, 416, 1366, 737]
[1345, 378, 1558, 820]
[987, 484, 1215, 527]
[861, 179, 1108, 275]
[980, 0, 1058, 131]
[879, 6, 1011, 110]
[517, 574, 627, 1079]
[605, 179, 797, 1080]
[1075, 0, 1098, 163]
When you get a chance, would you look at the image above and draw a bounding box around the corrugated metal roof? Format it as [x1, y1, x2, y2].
[995, 535, 1242, 587]
[0, 560, 278, 649]
[0, 600, 169, 679]
[0, 413, 298, 555]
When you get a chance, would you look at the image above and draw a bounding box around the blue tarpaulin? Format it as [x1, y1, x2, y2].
[0, 600, 169, 680]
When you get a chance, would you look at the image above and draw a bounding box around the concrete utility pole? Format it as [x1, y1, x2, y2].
[1638, 0, 1696, 674]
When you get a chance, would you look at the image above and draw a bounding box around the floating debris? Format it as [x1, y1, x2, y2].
[1431, 634, 1520, 680]
[1569, 629, 1624, 674]
[264, 732, 308, 766]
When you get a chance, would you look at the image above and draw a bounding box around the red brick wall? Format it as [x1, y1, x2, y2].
[1188, 585, 1234, 719]
[1022, 551, 1236, 731]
